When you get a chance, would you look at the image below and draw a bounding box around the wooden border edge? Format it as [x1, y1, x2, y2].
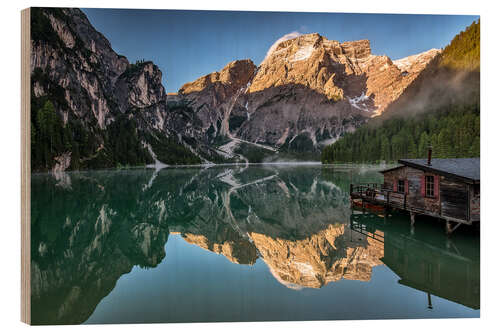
[21, 7, 31, 325]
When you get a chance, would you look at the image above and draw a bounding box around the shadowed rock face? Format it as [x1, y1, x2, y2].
[30, 8, 217, 170]
[176, 33, 439, 153]
[32, 9, 123, 130]
[179, 60, 257, 140]
[31, 9, 166, 132]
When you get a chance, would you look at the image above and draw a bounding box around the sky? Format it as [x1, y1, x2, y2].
[81, 9, 478, 93]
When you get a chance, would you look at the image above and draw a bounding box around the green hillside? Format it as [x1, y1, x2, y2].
[440, 20, 480, 71]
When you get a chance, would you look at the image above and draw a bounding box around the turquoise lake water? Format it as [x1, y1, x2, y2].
[30, 164, 479, 324]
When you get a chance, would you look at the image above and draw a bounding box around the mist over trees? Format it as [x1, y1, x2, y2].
[321, 104, 479, 164]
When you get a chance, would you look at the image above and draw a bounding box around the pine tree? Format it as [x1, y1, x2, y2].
[418, 131, 429, 158]
[380, 134, 390, 162]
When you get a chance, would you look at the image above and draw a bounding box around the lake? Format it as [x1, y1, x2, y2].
[30, 164, 480, 325]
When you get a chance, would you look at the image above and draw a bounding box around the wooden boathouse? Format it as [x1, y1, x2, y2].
[350, 152, 480, 234]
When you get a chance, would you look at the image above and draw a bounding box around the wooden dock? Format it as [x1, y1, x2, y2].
[350, 183, 473, 235]
[350, 183, 407, 211]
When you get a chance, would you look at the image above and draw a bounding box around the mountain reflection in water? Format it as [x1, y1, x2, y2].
[30, 165, 479, 325]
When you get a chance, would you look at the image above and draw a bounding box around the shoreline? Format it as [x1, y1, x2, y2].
[30, 162, 396, 176]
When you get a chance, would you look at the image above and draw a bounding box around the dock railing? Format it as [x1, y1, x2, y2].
[350, 183, 407, 210]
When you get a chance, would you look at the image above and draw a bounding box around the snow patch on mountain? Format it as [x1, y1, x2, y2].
[348, 92, 373, 112]
[393, 48, 441, 72]
[262, 31, 302, 63]
[318, 137, 337, 146]
[145, 143, 167, 170]
[291, 44, 314, 62]
[219, 139, 240, 158]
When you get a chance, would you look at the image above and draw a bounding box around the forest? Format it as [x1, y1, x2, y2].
[30, 99, 201, 171]
[30, 99, 154, 171]
[321, 104, 479, 164]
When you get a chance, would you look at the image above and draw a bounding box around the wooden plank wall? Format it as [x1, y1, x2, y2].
[470, 184, 480, 222]
[383, 167, 441, 215]
[441, 178, 468, 221]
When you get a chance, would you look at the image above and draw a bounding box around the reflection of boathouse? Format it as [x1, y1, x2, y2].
[351, 213, 480, 310]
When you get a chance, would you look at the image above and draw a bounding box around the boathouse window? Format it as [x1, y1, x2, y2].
[425, 175, 434, 197]
[397, 180, 405, 193]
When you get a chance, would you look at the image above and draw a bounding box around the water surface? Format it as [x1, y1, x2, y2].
[30, 165, 479, 324]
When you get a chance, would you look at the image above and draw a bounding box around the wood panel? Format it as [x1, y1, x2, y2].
[441, 178, 468, 221]
[388, 192, 405, 208]
[470, 184, 480, 222]
[21, 8, 31, 325]
[384, 167, 440, 214]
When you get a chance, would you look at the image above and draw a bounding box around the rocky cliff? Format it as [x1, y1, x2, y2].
[30, 8, 207, 172]
[178, 33, 439, 157]
[30, 8, 442, 168]
[393, 48, 442, 74]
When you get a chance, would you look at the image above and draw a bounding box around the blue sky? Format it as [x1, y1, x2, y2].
[82, 9, 478, 92]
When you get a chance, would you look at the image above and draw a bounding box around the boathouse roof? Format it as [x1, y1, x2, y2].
[382, 158, 480, 184]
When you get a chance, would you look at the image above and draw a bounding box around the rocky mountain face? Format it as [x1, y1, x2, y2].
[178, 33, 439, 158]
[30, 8, 213, 172]
[178, 60, 257, 141]
[393, 48, 442, 74]
[31, 8, 441, 168]
[31, 9, 128, 129]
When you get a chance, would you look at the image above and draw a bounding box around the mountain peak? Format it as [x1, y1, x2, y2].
[340, 39, 371, 58]
[263, 33, 372, 65]
[178, 59, 256, 95]
[176, 33, 439, 155]
[393, 48, 442, 73]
